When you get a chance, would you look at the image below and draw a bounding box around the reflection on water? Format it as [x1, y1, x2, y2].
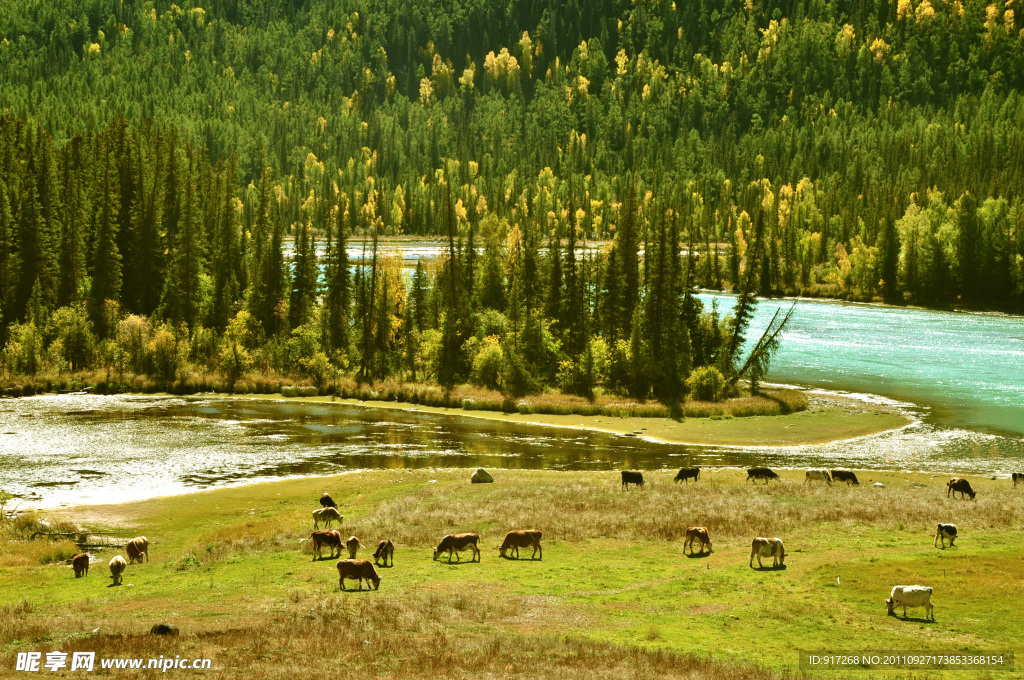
[1, 393, 1021, 508]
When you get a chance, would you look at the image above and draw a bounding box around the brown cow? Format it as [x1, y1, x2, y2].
[337, 559, 381, 590]
[372, 539, 394, 567]
[749, 537, 786, 568]
[310, 530, 343, 560]
[126, 536, 149, 564]
[683, 527, 712, 555]
[947, 477, 976, 500]
[109, 555, 127, 585]
[345, 535, 361, 559]
[433, 533, 481, 562]
[72, 553, 90, 578]
[498, 530, 543, 560]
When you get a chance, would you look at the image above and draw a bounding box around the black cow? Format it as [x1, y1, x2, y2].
[1013, 472, 1023, 487]
[946, 477, 976, 500]
[746, 467, 779, 484]
[830, 470, 860, 486]
[320, 493, 337, 509]
[674, 467, 700, 483]
[621, 471, 645, 490]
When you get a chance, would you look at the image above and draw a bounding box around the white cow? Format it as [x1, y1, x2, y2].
[886, 585, 934, 620]
[805, 469, 832, 485]
[313, 507, 343, 529]
[749, 537, 786, 568]
[934, 523, 957, 548]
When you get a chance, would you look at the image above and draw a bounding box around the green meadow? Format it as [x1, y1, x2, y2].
[2, 469, 1021, 679]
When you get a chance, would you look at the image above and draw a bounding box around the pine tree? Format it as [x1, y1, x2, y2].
[324, 194, 352, 357]
[438, 170, 462, 390]
[211, 159, 241, 331]
[246, 167, 275, 338]
[289, 222, 318, 329]
[89, 143, 122, 336]
[160, 158, 205, 328]
[0, 179, 18, 330]
[616, 179, 640, 336]
[56, 174, 87, 308]
[409, 259, 428, 333]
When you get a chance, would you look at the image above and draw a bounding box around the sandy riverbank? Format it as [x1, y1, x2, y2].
[217, 389, 914, 447]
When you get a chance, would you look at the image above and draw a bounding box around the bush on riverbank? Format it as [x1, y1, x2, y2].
[0, 370, 808, 419]
[0, 512, 81, 567]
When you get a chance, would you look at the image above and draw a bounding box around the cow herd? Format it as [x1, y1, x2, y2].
[70, 536, 148, 586]
[64, 466, 1017, 622]
[305, 494, 544, 591]
[618, 466, 1021, 620]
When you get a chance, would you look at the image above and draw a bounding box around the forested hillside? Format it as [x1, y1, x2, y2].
[0, 0, 1022, 401]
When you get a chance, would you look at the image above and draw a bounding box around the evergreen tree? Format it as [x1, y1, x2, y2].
[88, 144, 122, 336]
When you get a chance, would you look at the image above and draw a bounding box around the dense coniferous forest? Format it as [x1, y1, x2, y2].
[0, 0, 1023, 401]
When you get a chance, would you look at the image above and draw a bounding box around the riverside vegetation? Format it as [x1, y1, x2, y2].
[1, 469, 1021, 678]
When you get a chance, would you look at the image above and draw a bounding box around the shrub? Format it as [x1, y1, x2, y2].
[686, 365, 726, 402]
[149, 328, 183, 381]
[471, 336, 503, 390]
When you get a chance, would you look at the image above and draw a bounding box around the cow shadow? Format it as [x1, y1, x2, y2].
[751, 564, 787, 571]
[338, 586, 379, 594]
[892, 614, 936, 624]
[684, 551, 712, 559]
[499, 554, 542, 561]
[436, 558, 479, 566]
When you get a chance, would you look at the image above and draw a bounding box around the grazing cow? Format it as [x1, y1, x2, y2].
[345, 535, 361, 559]
[749, 537, 786, 568]
[126, 536, 149, 564]
[805, 469, 833, 485]
[683, 527, 712, 555]
[433, 533, 481, 562]
[337, 559, 381, 591]
[310, 530, 343, 560]
[934, 523, 957, 548]
[498, 530, 543, 560]
[621, 470, 645, 490]
[320, 493, 337, 509]
[747, 468, 779, 484]
[372, 539, 394, 567]
[312, 507, 343, 529]
[674, 467, 700, 484]
[886, 585, 934, 620]
[72, 553, 89, 578]
[1013, 472, 1023, 487]
[831, 470, 860, 486]
[109, 555, 127, 586]
[946, 478, 976, 500]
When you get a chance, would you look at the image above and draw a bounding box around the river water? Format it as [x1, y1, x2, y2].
[0, 294, 1021, 508]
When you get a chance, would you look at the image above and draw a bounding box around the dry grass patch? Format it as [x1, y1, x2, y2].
[351, 471, 1024, 546]
[6, 593, 802, 679]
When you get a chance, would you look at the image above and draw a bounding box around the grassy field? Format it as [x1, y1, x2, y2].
[2, 468, 1020, 678]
